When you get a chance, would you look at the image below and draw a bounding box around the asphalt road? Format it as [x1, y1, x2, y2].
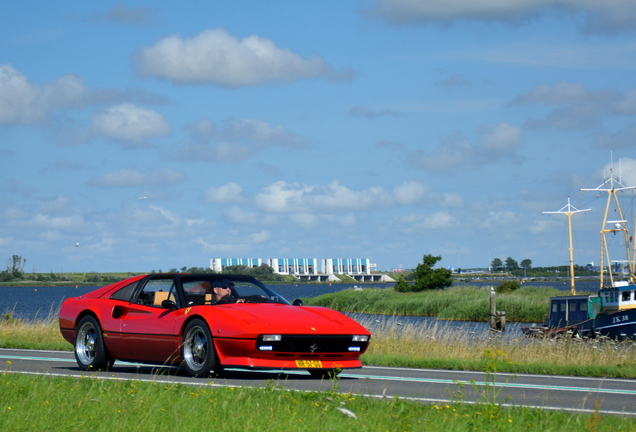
[1, 348, 635, 417]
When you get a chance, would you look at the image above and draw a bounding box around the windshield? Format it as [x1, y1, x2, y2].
[180, 275, 291, 306]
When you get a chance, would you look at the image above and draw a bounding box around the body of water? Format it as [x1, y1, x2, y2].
[0, 280, 577, 338]
[0, 282, 393, 320]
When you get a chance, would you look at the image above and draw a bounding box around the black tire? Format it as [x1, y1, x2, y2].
[181, 318, 218, 378]
[74, 315, 114, 371]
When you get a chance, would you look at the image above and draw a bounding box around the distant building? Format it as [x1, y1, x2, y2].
[323, 258, 372, 275]
[268, 258, 318, 275]
[209, 257, 389, 282]
[210, 258, 262, 273]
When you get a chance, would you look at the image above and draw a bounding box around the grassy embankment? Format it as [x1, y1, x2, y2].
[305, 284, 555, 322]
[3, 372, 634, 431]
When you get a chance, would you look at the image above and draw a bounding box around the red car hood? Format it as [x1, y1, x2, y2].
[216, 304, 368, 335]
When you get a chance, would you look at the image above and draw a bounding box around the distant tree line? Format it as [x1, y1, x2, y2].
[490, 257, 532, 272]
[1, 255, 27, 281]
[156, 263, 289, 282]
[488, 257, 597, 277]
[217, 263, 288, 281]
[0, 255, 289, 284]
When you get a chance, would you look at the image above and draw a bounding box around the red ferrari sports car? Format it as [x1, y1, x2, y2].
[59, 273, 371, 378]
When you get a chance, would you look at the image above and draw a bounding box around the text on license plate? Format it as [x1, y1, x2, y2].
[295, 360, 323, 368]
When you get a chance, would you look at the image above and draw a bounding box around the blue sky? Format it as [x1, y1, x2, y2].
[2, 1, 636, 273]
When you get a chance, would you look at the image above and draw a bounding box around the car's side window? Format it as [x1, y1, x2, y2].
[137, 278, 177, 307]
[110, 280, 139, 302]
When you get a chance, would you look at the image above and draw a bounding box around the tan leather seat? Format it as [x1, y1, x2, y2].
[154, 291, 170, 305]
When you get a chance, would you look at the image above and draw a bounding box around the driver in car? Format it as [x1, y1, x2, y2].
[212, 281, 243, 304]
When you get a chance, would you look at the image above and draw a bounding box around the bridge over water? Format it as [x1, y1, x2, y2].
[296, 274, 395, 283]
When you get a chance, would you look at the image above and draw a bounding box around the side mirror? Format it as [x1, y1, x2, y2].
[161, 299, 177, 309]
[292, 299, 303, 306]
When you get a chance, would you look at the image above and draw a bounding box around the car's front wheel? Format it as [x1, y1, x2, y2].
[74, 315, 113, 371]
[181, 318, 218, 378]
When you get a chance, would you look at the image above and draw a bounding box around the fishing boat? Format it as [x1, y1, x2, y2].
[522, 161, 636, 340]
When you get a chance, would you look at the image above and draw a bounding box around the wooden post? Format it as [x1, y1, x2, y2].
[490, 287, 506, 331]
[490, 287, 496, 330]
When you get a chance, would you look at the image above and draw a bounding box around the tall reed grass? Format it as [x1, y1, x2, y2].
[0, 308, 68, 350]
[358, 314, 636, 378]
[306, 285, 565, 322]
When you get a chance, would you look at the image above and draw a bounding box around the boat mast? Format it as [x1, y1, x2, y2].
[581, 161, 636, 288]
[543, 197, 590, 295]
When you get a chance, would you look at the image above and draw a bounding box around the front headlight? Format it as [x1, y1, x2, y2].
[262, 334, 282, 342]
[352, 335, 369, 342]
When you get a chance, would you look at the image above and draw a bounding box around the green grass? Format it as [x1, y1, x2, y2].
[1, 373, 633, 431]
[305, 285, 565, 322]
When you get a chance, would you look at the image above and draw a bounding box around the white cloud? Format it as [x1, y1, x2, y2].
[249, 231, 271, 243]
[287, 212, 357, 228]
[255, 180, 392, 213]
[479, 210, 519, 229]
[148, 205, 180, 226]
[94, 5, 157, 24]
[410, 122, 524, 172]
[436, 73, 473, 88]
[31, 213, 86, 230]
[89, 168, 185, 188]
[91, 103, 171, 147]
[223, 206, 277, 226]
[205, 182, 246, 204]
[529, 219, 551, 234]
[134, 28, 345, 86]
[411, 131, 472, 171]
[0, 65, 90, 124]
[288, 213, 320, 228]
[477, 122, 524, 153]
[396, 211, 459, 232]
[512, 82, 636, 130]
[368, 0, 636, 34]
[512, 82, 618, 106]
[369, 0, 542, 22]
[594, 125, 636, 150]
[604, 157, 636, 187]
[172, 118, 305, 162]
[614, 89, 636, 115]
[393, 181, 429, 205]
[440, 193, 464, 208]
[252, 180, 440, 215]
[194, 229, 271, 254]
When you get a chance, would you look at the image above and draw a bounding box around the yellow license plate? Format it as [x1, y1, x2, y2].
[295, 360, 323, 368]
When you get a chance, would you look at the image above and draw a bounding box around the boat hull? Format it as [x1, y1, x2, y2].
[580, 308, 636, 340]
[522, 308, 636, 340]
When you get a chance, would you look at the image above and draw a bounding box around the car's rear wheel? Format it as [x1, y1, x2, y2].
[74, 315, 113, 371]
[182, 318, 218, 378]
